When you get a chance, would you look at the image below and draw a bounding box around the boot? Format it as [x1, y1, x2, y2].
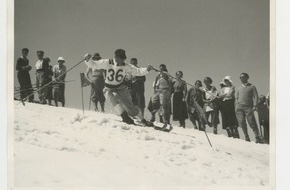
[213, 127, 217, 134]
[226, 128, 232, 137]
[245, 135, 250, 142]
[159, 115, 164, 123]
[149, 113, 156, 122]
[100, 102, 105, 112]
[179, 120, 185, 128]
[120, 111, 135, 125]
[255, 136, 262, 144]
[232, 128, 240, 139]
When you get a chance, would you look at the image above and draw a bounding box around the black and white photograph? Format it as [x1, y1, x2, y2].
[5, 0, 277, 189]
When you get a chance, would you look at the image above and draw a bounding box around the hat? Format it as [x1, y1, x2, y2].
[223, 76, 233, 83]
[58, 57, 65, 62]
[92, 53, 102, 61]
[37, 50, 44, 55]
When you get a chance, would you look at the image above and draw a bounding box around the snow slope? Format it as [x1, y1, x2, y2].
[12, 101, 270, 189]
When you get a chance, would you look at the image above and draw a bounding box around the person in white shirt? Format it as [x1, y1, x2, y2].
[85, 53, 106, 112]
[203, 77, 220, 134]
[53, 57, 67, 107]
[35, 50, 49, 104]
[219, 76, 240, 138]
[84, 49, 154, 126]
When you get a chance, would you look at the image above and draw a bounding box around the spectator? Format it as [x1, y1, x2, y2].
[35, 50, 49, 104]
[257, 95, 269, 144]
[219, 76, 240, 138]
[203, 77, 220, 134]
[85, 53, 105, 112]
[44, 58, 53, 105]
[53, 57, 67, 107]
[148, 64, 169, 123]
[235, 73, 262, 143]
[186, 80, 207, 130]
[151, 71, 172, 130]
[172, 71, 188, 128]
[129, 58, 146, 116]
[16, 48, 34, 102]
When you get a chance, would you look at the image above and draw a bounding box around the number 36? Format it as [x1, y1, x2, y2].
[106, 69, 124, 82]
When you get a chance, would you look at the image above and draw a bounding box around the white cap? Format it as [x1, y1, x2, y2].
[58, 57, 65, 62]
[223, 76, 233, 83]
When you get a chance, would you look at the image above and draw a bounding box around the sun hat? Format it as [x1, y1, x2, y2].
[58, 57, 65, 62]
[223, 76, 233, 83]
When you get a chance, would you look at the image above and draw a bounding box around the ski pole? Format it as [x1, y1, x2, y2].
[19, 58, 86, 105]
[203, 129, 213, 148]
[14, 80, 75, 90]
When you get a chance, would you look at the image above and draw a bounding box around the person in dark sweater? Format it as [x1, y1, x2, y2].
[235, 73, 262, 143]
[44, 58, 53, 105]
[172, 71, 188, 128]
[186, 80, 207, 130]
[130, 58, 146, 116]
[16, 48, 34, 102]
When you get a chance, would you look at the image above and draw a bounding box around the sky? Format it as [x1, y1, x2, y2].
[14, 0, 270, 112]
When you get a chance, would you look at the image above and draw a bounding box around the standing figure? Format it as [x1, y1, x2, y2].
[130, 58, 146, 116]
[186, 80, 207, 130]
[44, 58, 53, 105]
[172, 71, 188, 128]
[257, 95, 269, 144]
[151, 71, 172, 130]
[35, 51, 49, 104]
[219, 76, 240, 138]
[85, 53, 106, 112]
[16, 48, 34, 102]
[148, 64, 168, 123]
[53, 57, 67, 107]
[84, 49, 154, 126]
[235, 73, 261, 143]
[203, 77, 220, 134]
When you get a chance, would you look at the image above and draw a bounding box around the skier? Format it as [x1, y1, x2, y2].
[84, 49, 153, 126]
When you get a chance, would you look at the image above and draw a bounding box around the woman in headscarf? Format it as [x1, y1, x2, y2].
[219, 76, 240, 138]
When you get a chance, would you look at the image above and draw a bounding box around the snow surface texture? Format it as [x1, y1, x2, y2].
[13, 102, 269, 188]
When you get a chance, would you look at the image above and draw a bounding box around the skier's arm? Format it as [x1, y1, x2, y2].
[125, 64, 153, 76]
[84, 54, 109, 70]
